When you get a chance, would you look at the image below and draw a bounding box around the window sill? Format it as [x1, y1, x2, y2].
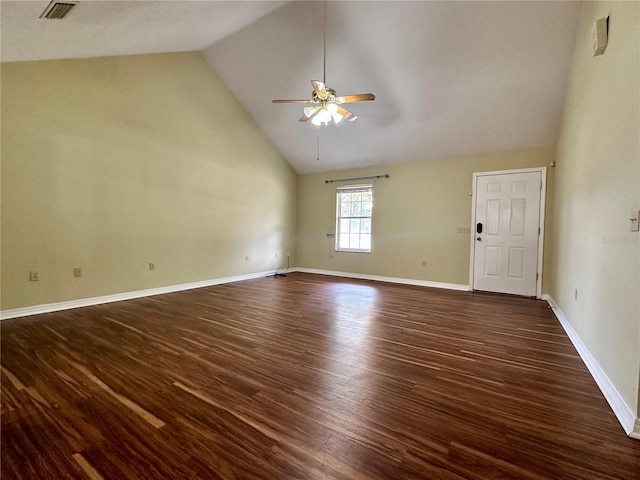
[335, 249, 371, 254]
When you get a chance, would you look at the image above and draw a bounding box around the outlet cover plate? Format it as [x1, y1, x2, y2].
[630, 210, 639, 232]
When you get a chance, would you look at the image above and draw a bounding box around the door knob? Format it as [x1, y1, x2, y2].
[476, 237, 482, 241]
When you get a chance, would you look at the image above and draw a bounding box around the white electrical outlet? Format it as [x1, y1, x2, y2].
[630, 210, 639, 232]
[29, 271, 40, 281]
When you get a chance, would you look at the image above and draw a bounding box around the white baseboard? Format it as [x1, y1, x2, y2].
[541, 294, 639, 439]
[0, 270, 280, 320]
[0, 268, 467, 321]
[295, 268, 470, 291]
[632, 418, 640, 440]
[5, 271, 636, 439]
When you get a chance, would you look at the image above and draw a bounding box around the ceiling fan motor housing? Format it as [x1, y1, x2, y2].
[312, 87, 337, 104]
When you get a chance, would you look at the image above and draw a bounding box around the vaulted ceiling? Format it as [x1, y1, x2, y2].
[1, 1, 581, 174]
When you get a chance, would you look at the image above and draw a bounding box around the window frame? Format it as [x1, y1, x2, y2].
[335, 184, 373, 253]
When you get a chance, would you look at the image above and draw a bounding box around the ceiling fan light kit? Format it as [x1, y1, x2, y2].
[307, 102, 341, 126]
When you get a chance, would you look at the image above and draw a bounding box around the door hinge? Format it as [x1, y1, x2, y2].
[536, 272, 539, 280]
[538, 227, 541, 235]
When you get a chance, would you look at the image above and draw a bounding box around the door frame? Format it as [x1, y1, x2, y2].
[468, 167, 547, 298]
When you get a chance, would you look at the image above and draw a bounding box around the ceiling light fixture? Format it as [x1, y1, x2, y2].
[307, 97, 343, 126]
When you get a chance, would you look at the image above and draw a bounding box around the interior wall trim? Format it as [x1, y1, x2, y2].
[0, 270, 279, 320]
[542, 294, 639, 439]
[5, 269, 635, 439]
[633, 418, 640, 440]
[295, 268, 471, 291]
[0, 267, 469, 320]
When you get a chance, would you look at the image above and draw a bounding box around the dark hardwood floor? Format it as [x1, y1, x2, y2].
[2, 273, 639, 479]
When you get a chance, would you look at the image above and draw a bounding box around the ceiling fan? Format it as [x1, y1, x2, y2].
[273, 82, 374, 126]
[271, 2, 375, 126]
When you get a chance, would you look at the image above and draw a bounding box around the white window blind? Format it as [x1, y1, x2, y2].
[336, 185, 373, 252]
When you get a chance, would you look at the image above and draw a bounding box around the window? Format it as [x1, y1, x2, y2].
[336, 185, 373, 252]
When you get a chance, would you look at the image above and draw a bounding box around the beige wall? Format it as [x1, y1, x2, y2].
[550, 2, 640, 415]
[1, 52, 297, 310]
[297, 147, 554, 288]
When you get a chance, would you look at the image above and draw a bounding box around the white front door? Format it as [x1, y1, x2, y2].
[471, 169, 544, 297]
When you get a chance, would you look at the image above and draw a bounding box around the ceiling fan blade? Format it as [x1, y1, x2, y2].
[337, 105, 357, 122]
[300, 106, 321, 122]
[272, 99, 312, 104]
[311, 80, 328, 99]
[336, 93, 375, 103]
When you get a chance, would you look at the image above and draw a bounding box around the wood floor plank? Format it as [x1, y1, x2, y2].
[2, 273, 640, 479]
[72, 453, 105, 480]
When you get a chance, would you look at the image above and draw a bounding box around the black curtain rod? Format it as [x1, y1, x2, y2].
[324, 174, 390, 184]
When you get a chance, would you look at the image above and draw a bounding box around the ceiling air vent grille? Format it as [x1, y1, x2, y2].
[40, 1, 77, 19]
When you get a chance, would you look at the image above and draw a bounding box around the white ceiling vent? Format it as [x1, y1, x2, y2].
[40, 1, 77, 20]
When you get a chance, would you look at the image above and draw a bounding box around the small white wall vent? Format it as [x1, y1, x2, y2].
[40, 1, 77, 19]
